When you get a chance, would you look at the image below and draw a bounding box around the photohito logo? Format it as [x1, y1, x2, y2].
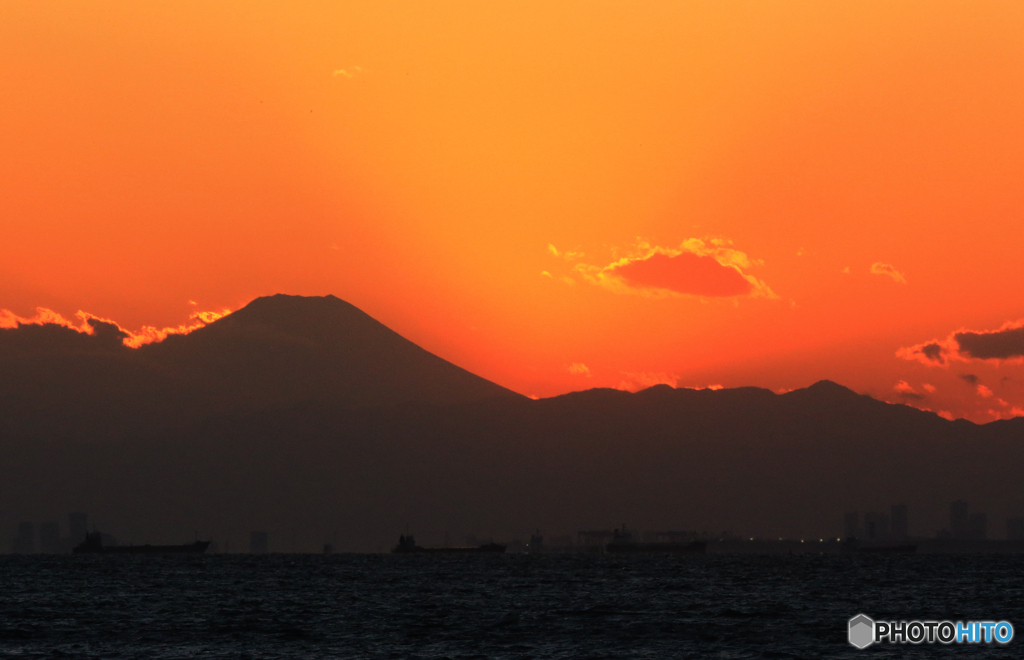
[848, 614, 1014, 648]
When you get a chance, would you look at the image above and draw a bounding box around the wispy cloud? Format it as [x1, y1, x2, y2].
[540, 270, 575, 286]
[547, 244, 584, 260]
[870, 262, 907, 284]
[568, 363, 591, 377]
[332, 65, 365, 78]
[893, 380, 924, 400]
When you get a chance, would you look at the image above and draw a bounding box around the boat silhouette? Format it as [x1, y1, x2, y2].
[839, 536, 921, 552]
[391, 534, 505, 554]
[72, 531, 210, 555]
[605, 528, 707, 554]
[843, 537, 917, 554]
[856, 544, 917, 554]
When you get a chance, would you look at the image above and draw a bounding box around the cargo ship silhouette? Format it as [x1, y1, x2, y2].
[843, 537, 917, 554]
[391, 534, 505, 554]
[72, 531, 210, 555]
[605, 528, 707, 554]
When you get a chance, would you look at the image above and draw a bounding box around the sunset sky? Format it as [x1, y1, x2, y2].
[3, 1, 1023, 422]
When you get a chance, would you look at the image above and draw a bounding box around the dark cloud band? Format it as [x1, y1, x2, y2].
[898, 320, 1024, 366]
[955, 326, 1024, 360]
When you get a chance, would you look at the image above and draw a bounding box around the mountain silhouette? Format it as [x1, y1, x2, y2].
[0, 294, 521, 439]
[140, 294, 522, 412]
[1, 294, 1022, 551]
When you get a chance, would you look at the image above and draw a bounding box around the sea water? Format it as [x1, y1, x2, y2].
[0, 553, 1021, 658]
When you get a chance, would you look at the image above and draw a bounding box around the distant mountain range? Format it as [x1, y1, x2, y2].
[1, 294, 1022, 551]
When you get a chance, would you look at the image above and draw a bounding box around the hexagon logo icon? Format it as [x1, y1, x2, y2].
[848, 614, 874, 649]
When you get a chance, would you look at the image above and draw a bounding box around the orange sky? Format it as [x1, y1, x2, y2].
[3, 1, 1024, 422]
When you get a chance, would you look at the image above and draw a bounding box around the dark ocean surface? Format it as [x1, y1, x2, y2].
[0, 553, 1020, 659]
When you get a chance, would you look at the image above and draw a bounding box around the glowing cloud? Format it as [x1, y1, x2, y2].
[870, 262, 907, 284]
[332, 65, 365, 78]
[568, 362, 591, 377]
[547, 244, 584, 260]
[574, 239, 775, 300]
[0, 306, 232, 348]
[896, 340, 951, 365]
[893, 380, 923, 400]
[894, 380, 915, 394]
[0, 308, 87, 333]
[124, 308, 232, 348]
[541, 270, 575, 286]
[617, 372, 679, 391]
[614, 252, 752, 297]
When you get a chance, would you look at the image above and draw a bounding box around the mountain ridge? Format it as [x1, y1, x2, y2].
[0, 295, 1000, 425]
[0, 294, 523, 439]
[1, 293, 1022, 551]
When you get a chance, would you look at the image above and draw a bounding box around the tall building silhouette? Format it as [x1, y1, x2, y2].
[0, 510, 16, 550]
[890, 504, 908, 539]
[39, 521, 61, 554]
[951, 500, 970, 538]
[12, 522, 34, 554]
[68, 512, 88, 544]
[863, 512, 889, 540]
[843, 511, 859, 539]
[969, 512, 987, 540]
[1007, 518, 1024, 540]
[250, 531, 269, 554]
